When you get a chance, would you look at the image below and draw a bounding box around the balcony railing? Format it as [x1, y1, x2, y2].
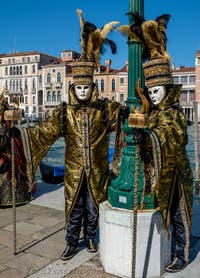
[45, 82, 52, 88]
[44, 101, 60, 106]
[55, 82, 62, 88]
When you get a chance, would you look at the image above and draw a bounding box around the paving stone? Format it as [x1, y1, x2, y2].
[26, 239, 64, 260]
[0, 208, 34, 228]
[0, 246, 24, 264]
[66, 255, 119, 278]
[31, 222, 65, 240]
[0, 264, 7, 272]
[0, 267, 26, 278]
[26, 215, 64, 227]
[18, 204, 63, 217]
[0, 229, 37, 249]
[28, 249, 98, 278]
[40, 226, 66, 244]
[5, 252, 52, 276]
[66, 265, 119, 278]
[0, 243, 6, 250]
[3, 222, 44, 236]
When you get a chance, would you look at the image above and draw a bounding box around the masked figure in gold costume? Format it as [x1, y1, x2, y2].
[124, 12, 193, 273]
[10, 10, 127, 260]
[132, 58, 193, 273]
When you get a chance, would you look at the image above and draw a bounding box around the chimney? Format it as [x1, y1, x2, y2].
[125, 60, 128, 71]
[105, 59, 111, 72]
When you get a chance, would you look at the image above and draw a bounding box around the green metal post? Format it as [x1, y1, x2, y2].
[108, 0, 155, 210]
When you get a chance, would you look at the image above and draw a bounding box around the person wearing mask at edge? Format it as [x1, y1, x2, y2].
[132, 58, 193, 273]
[10, 10, 128, 260]
[127, 12, 193, 273]
[0, 92, 32, 206]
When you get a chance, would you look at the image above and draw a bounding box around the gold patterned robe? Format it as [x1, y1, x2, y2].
[22, 85, 120, 219]
[142, 85, 193, 229]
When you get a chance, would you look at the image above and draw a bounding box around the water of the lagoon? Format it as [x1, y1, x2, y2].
[38, 124, 198, 183]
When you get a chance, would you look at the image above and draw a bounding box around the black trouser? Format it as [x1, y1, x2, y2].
[65, 179, 98, 247]
[170, 183, 189, 261]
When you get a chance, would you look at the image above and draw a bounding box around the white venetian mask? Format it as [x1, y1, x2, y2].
[148, 86, 166, 105]
[74, 84, 92, 101]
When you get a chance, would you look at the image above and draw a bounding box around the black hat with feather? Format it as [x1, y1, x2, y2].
[71, 9, 119, 85]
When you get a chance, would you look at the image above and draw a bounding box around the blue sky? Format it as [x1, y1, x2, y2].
[0, 0, 199, 69]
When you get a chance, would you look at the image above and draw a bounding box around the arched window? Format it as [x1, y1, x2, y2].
[111, 78, 116, 91]
[47, 73, 51, 83]
[39, 74, 42, 84]
[20, 66, 22, 75]
[32, 78, 35, 89]
[5, 67, 8, 75]
[25, 79, 28, 90]
[57, 91, 61, 102]
[101, 79, 104, 92]
[52, 91, 56, 101]
[10, 67, 12, 75]
[25, 65, 28, 74]
[16, 80, 19, 91]
[16, 66, 19, 75]
[13, 67, 16, 75]
[95, 79, 98, 89]
[57, 72, 61, 82]
[47, 91, 51, 102]
[32, 65, 36, 73]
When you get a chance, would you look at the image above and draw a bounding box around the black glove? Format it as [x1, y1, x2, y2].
[132, 128, 147, 145]
[120, 106, 130, 123]
[9, 127, 21, 139]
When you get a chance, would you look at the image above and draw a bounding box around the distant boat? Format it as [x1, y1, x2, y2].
[39, 161, 65, 184]
[39, 147, 115, 184]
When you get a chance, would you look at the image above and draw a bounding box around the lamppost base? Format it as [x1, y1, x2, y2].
[108, 186, 157, 210]
[99, 201, 171, 278]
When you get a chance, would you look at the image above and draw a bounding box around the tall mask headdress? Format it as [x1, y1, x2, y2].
[136, 13, 172, 88]
[71, 9, 119, 85]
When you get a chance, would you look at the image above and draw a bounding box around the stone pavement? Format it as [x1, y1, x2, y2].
[0, 180, 200, 278]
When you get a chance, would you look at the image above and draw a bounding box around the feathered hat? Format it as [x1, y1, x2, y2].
[138, 13, 171, 88]
[71, 9, 119, 85]
[117, 12, 171, 88]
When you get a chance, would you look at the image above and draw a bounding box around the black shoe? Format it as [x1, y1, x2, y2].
[86, 239, 98, 253]
[165, 256, 187, 273]
[60, 245, 79, 260]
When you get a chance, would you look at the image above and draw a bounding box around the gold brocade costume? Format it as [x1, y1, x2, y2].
[142, 85, 193, 229]
[23, 85, 120, 220]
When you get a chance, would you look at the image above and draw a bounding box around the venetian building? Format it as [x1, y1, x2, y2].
[0, 51, 58, 120]
[172, 65, 195, 122]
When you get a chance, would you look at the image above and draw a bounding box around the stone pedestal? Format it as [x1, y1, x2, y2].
[99, 201, 171, 278]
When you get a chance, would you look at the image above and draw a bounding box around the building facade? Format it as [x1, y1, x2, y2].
[172, 66, 195, 122]
[0, 49, 198, 122]
[0, 51, 59, 120]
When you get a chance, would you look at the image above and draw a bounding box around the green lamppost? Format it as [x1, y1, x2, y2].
[108, 0, 155, 210]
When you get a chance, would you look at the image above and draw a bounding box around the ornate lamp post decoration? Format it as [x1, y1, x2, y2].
[108, 0, 155, 210]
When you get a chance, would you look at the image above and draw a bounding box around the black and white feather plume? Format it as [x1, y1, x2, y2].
[76, 9, 119, 67]
[117, 12, 171, 61]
